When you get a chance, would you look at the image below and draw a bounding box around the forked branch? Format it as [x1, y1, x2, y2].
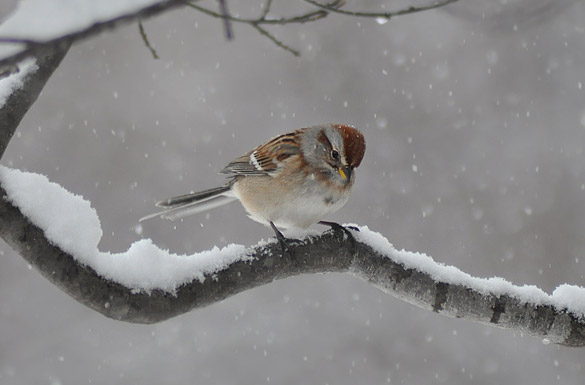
[1, 0, 582, 350]
[184, 0, 458, 56]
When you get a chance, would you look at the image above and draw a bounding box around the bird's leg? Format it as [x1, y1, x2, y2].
[270, 221, 286, 243]
[270, 221, 296, 256]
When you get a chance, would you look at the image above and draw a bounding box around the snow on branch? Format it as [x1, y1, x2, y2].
[0, 0, 460, 69]
[0, 0, 187, 71]
[0, 44, 69, 158]
[1, 166, 585, 346]
[0, 0, 584, 348]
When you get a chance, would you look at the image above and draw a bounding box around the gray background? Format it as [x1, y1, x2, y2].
[2, 0, 585, 383]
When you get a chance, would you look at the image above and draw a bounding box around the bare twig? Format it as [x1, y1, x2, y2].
[0, 0, 189, 69]
[185, 0, 457, 56]
[218, 0, 234, 39]
[251, 23, 300, 56]
[186, 1, 339, 25]
[186, 0, 344, 56]
[138, 20, 160, 59]
[303, 0, 458, 20]
[0, 0, 458, 64]
[260, 0, 273, 19]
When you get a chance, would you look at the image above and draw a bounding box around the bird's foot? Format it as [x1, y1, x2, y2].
[270, 222, 302, 256]
[318, 220, 358, 237]
[318, 221, 359, 252]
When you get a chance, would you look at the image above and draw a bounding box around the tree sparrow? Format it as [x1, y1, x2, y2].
[141, 123, 366, 239]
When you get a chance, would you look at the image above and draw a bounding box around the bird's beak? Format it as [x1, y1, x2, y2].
[338, 165, 352, 182]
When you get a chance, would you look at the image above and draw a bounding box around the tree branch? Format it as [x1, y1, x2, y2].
[1, 0, 582, 350]
[138, 20, 160, 59]
[185, 0, 339, 25]
[0, 44, 70, 159]
[303, 0, 458, 20]
[0, 0, 458, 66]
[0, 0, 188, 69]
[185, 0, 343, 56]
[218, 0, 234, 39]
[1, 184, 584, 346]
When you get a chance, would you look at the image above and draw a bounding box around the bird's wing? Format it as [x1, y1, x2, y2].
[220, 130, 303, 176]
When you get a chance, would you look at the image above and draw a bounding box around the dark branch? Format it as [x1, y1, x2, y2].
[251, 24, 300, 57]
[138, 20, 160, 59]
[185, 0, 341, 56]
[0, 44, 70, 159]
[303, 0, 458, 20]
[218, 0, 234, 39]
[260, 0, 273, 20]
[0, 0, 188, 69]
[0, 0, 457, 64]
[186, 0, 345, 56]
[186, 1, 338, 25]
[1, 186, 584, 346]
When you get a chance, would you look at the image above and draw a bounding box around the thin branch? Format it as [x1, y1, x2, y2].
[0, 0, 457, 65]
[185, 0, 458, 56]
[186, 0, 343, 56]
[138, 20, 160, 59]
[251, 24, 300, 56]
[186, 1, 339, 25]
[304, 0, 458, 19]
[260, 0, 273, 19]
[218, 0, 234, 39]
[0, 0, 189, 69]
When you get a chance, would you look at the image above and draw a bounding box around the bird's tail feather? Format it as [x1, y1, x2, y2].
[155, 185, 231, 208]
[140, 185, 235, 222]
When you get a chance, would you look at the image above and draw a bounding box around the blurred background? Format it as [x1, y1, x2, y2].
[2, 0, 585, 383]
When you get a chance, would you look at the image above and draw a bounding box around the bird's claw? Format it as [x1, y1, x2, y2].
[318, 221, 358, 239]
[318, 221, 359, 255]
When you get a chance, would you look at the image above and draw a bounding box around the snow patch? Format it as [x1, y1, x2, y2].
[0, 166, 248, 293]
[0, 0, 169, 61]
[552, 285, 585, 314]
[350, 224, 585, 319]
[0, 58, 37, 107]
[1, 167, 584, 318]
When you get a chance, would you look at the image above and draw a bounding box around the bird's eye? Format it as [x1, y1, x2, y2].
[331, 150, 339, 160]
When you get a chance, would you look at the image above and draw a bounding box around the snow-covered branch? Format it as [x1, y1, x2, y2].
[3, 178, 585, 340]
[1, 169, 585, 346]
[0, 44, 69, 157]
[1, 0, 584, 350]
[0, 0, 187, 71]
[0, 0, 460, 69]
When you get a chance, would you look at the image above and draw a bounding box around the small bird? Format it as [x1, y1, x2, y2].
[141, 123, 366, 240]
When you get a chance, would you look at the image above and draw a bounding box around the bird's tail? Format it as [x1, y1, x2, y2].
[139, 185, 236, 222]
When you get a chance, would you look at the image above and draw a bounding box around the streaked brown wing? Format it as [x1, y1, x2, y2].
[220, 129, 304, 176]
